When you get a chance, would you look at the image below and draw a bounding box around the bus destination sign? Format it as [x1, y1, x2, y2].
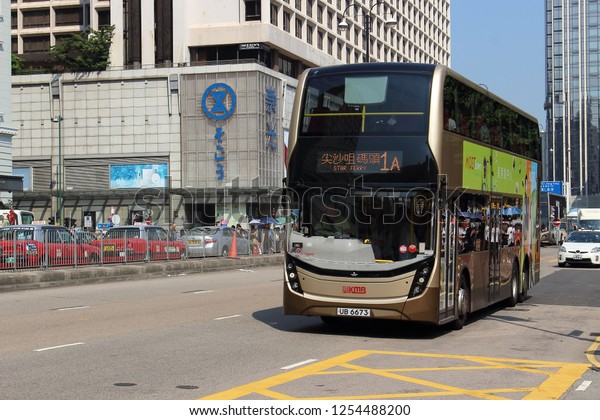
[317, 151, 403, 173]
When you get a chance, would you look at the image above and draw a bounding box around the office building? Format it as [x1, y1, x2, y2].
[545, 0, 600, 202]
[10, 1, 450, 228]
[0, 0, 22, 207]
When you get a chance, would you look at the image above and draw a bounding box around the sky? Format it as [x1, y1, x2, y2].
[450, 0, 546, 128]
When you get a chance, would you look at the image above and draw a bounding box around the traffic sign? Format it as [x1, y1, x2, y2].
[541, 181, 563, 195]
[553, 218, 562, 227]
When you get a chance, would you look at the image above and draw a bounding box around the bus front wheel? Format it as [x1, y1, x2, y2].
[452, 273, 469, 330]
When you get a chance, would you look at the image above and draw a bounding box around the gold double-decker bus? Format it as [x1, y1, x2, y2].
[283, 63, 541, 329]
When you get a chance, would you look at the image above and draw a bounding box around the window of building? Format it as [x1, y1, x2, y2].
[55, 7, 84, 26]
[277, 53, 295, 77]
[245, 0, 261, 21]
[11, 11, 17, 30]
[270, 3, 279, 26]
[283, 11, 291, 32]
[22, 35, 50, 53]
[22, 9, 50, 28]
[295, 18, 303, 39]
[97, 9, 111, 27]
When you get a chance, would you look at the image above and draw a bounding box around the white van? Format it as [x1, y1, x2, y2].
[577, 208, 600, 231]
[0, 209, 35, 225]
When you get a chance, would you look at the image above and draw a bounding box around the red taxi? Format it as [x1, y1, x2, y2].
[90, 225, 186, 263]
[0, 225, 100, 269]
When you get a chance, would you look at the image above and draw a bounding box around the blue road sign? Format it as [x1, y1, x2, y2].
[540, 181, 563, 195]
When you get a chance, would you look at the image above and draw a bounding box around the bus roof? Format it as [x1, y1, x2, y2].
[303, 62, 538, 124]
[305, 62, 437, 77]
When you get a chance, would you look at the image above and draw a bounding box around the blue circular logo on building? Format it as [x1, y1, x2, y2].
[202, 83, 237, 121]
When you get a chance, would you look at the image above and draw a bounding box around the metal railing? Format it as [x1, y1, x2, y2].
[0, 227, 285, 272]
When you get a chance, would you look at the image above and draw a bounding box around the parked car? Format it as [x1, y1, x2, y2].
[180, 227, 251, 257]
[89, 225, 186, 262]
[0, 225, 100, 269]
[557, 230, 600, 267]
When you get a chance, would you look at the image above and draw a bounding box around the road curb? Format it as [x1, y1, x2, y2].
[0, 254, 284, 292]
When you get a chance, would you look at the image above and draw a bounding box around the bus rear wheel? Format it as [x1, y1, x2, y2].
[452, 273, 469, 330]
[506, 263, 519, 307]
[518, 265, 529, 303]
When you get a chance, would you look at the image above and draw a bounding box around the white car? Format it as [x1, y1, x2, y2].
[557, 231, 600, 267]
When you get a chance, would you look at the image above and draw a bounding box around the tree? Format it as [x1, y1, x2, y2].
[49, 25, 115, 72]
[11, 54, 24, 74]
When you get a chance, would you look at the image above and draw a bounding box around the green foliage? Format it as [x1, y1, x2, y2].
[11, 54, 24, 74]
[49, 25, 115, 72]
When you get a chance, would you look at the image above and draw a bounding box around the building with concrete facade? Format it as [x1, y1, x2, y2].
[11, 1, 450, 70]
[10, 1, 450, 229]
[545, 0, 600, 203]
[1, 0, 22, 208]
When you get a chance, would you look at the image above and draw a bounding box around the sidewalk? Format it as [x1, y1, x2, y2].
[0, 254, 284, 293]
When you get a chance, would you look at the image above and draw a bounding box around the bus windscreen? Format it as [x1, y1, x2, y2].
[301, 72, 431, 137]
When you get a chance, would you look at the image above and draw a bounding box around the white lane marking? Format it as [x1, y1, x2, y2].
[576, 380, 592, 391]
[281, 359, 318, 370]
[214, 314, 241, 321]
[192, 290, 213, 294]
[56, 306, 90, 311]
[34, 342, 85, 352]
[238, 269, 254, 272]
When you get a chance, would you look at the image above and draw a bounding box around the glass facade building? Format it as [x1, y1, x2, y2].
[546, 0, 600, 198]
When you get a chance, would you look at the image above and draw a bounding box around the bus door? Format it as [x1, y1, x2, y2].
[438, 204, 458, 324]
[488, 197, 502, 301]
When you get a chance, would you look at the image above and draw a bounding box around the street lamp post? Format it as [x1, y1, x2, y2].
[548, 148, 555, 181]
[339, 1, 397, 63]
[52, 116, 63, 226]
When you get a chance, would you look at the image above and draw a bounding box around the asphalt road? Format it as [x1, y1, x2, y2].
[0, 246, 598, 401]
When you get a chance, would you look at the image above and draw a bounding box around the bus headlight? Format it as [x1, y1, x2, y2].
[409, 260, 434, 298]
[285, 257, 303, 293]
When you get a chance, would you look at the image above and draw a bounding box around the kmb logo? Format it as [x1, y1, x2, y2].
[342, 286, 367, 294]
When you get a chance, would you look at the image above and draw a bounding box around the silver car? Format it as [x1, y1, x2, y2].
[181, 227, 251, 257]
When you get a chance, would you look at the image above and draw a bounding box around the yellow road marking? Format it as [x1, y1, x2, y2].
[586, 336, 600, 368]
[201, 350, 589, 400]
